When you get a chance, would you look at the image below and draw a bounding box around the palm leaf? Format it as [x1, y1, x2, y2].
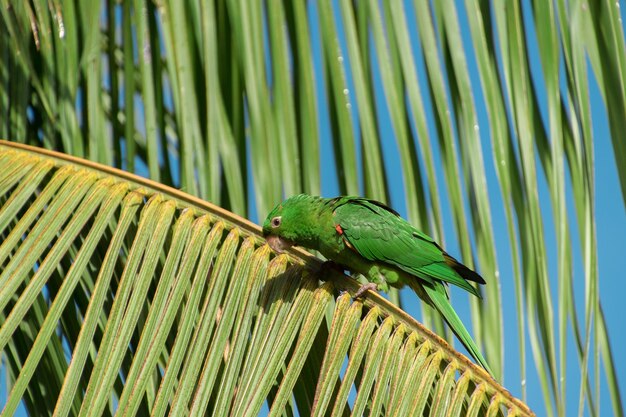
[0, 142, 533, 416]
[1, 1, 625, 416]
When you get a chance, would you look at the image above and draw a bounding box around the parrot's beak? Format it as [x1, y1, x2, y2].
[265, 235, 294, 254]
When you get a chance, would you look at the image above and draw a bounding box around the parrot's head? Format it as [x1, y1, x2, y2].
[262, 194, 321, 254]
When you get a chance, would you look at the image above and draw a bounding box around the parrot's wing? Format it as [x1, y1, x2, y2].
[333, 198, 481, 297]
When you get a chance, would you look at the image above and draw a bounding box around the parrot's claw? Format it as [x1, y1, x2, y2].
[353, 282, 378, 300]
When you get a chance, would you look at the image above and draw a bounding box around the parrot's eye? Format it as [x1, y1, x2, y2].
[271, 216, 282, 228]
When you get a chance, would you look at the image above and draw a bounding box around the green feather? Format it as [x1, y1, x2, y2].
[331, 197, 491, 373]
[418, 262, 481, 298]
[334, 200, 481, 294]
[420, 281, 493, 374]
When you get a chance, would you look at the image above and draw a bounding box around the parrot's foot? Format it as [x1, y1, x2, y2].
[353, 282, 378, 300]
[317, 260, 345, 281]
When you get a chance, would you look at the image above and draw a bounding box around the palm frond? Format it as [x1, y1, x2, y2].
[0, 142, 533, 416]
[1, 1, 625, 416]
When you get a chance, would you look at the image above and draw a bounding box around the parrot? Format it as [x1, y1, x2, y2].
[262, 194, 492, 374]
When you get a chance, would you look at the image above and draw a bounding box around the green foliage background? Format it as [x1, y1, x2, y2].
[0, 0, 625, 416]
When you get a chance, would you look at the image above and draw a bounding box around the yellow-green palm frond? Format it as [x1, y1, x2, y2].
[0, 142, 533, 416]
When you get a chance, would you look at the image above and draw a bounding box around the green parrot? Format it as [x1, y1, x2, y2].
[262, 194, 492, 374]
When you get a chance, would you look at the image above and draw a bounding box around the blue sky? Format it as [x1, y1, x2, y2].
[2, 1, 624, 416]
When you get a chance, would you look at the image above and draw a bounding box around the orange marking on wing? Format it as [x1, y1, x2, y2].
[335, 224, 343, 235]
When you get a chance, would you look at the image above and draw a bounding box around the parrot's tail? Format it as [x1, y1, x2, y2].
[411, 280, 493, 375]
[443, 253, 486, 285]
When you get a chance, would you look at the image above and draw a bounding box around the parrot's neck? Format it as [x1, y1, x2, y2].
[294, 199, 336, 252]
